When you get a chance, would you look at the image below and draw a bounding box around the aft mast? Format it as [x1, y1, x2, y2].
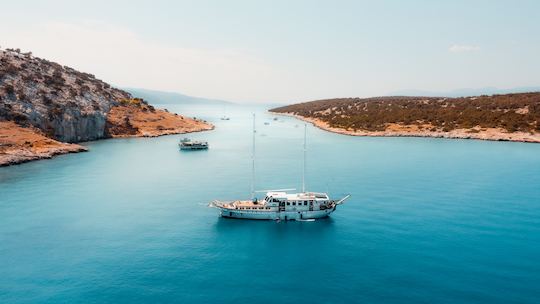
[302, 123, 306, 193]
[251, 114, 256, 200]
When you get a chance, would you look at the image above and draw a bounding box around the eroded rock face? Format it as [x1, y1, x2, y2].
[0, 48, 131, 142]
[0, 48, 215, 166]
[0, 121, 88, 166]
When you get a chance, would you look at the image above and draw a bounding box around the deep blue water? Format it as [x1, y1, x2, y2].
[1, 104, 540, 304]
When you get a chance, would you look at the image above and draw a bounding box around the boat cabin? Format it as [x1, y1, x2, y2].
[225, 191, 333, 212]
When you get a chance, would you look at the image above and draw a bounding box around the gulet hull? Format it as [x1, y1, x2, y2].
[218, 207, 336, 221]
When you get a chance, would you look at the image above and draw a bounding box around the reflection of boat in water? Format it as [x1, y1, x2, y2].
[179, 138, 209, 150]
[220, 116, 230, 121]
[209, 115, 350, 220]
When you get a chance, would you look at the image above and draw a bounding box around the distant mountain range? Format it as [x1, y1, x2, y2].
[125, 88, 233, 105]
[389, 87, 540, 98]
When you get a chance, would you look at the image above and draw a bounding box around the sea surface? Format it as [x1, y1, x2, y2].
[1, 104, 540, 304]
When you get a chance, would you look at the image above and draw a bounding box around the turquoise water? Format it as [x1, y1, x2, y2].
[1, 104, 540, 303]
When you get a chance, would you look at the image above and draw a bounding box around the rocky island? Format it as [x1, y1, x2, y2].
[270, 94, 540, 143]
[0, 48, 213, 166]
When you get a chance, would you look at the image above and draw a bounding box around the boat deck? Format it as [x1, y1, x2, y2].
[216, 200, 271, 210]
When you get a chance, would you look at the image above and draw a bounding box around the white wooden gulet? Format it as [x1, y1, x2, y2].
[209, 114, 350, 220]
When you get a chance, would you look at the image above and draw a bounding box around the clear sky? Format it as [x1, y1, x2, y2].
[1, 0, 539, 103]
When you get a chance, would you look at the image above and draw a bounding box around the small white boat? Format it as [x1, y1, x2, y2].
[179, 138, 208, 150]
[209, 115, 350, 220]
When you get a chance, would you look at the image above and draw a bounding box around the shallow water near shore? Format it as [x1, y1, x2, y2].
[1, 104, 540, 303]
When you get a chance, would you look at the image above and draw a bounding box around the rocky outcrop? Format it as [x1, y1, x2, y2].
[0, 48, 214, 166]
[0, 48, 131, 143]
[105, 102, 213, 138]
[0, 121, 87, 166]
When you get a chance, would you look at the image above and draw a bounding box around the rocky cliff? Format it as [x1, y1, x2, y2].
[0, 48, 213, 166]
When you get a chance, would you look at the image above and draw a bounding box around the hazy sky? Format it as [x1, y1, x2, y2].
[1, 0, 539, 103]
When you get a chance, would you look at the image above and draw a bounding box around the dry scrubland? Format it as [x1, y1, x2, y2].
[271, 94, 540, 143]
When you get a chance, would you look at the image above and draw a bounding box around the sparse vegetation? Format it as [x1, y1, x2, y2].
[271, 94, 540, 133]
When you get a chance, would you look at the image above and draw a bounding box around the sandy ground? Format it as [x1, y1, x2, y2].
[273, 112, 540, 143]
[0, 121, 88, 166]
[106, 105, 214, 137]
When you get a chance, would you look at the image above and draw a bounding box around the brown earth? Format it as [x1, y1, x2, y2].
[0, 48, 215, 166]
[0, 121, 88, 166]
[0, 104, 214, 166]
[105, 104, 214, 137]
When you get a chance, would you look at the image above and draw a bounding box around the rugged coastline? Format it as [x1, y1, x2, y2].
[105, 103, 213, 138]
[0, 108, 213, 166]
[0, 48, 213, 166]
[0, 121, 87, 166]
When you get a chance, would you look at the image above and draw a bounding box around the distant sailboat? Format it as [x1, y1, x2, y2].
[209, 115, 350, 220]
[220, 105, 230, 120]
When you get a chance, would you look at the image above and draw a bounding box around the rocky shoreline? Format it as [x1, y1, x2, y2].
[0, 117, 213, 167]
[0, 121, 87, 166]
[0, 48, 215, 167]
[272, 112, 540, 143]
[105, 104, 214, 138]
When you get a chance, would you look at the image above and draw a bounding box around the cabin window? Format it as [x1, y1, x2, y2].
[287, 202, 290, 206]
[293, 202, 296, 206]
[304, 201, 307, 206]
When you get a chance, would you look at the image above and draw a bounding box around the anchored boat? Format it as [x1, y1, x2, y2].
[209, 114, 350, 220]
[179, 138, 208, 150]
